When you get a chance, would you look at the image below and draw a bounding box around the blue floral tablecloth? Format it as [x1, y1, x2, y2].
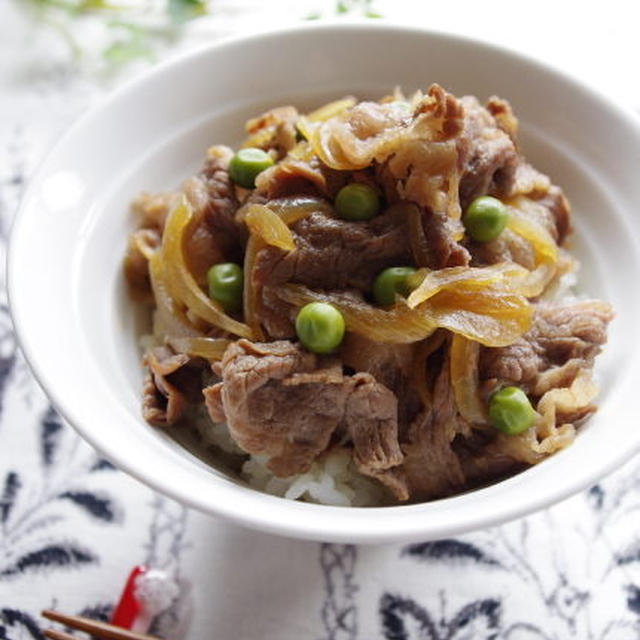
[1, 2, 640, 638]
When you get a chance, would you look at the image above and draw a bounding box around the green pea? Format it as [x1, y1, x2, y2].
[372, 266, 417, 306]
[335, 183, 381, 221]
[489, 386, 535, 435]
[295, 302, 345, 354]
[228, 148, 274, 188]
[206, 263, 244, 313]
[463, 195, 509, 242]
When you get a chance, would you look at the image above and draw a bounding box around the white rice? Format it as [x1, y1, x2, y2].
[242, 449, 389, 507]
[191, 404, 388, 506]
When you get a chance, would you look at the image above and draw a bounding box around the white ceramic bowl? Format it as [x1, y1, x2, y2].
[9, 23, 640, 543]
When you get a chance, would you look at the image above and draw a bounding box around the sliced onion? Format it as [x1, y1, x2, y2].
[245, 204, 296, 252]
[161, 197, 253, 339]
[286, 140, 315, 162]
[449, 334, 488, 425]
[490, 370, 596, 465]
[243, 234, 266, 341]
[241, 126, 276, 150]
[535, 369, 597, 440]
[504, 196, 560, 296]
[306, 97, 357, 122]
[277, 285, 437, 343]
[412, 331, 446, 408]
[132, 229, 159, 260]
[425, 289, 532, 347]
[267, 196, 333, 224]
[167, 336, 231, 360]
[148, 251, 203, 339]
[407, 262, 531, 308]
[277, 284, 530, 347]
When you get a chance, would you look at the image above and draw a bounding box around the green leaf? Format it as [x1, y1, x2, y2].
[29, 0, 119, 13]
[167, 0, 207, 24]
[366, 11, 382, 18]
[305, 12, 322, 20]
[77, 0, 119, 10]
[336, 0, 350, 14]
[103, 34, 154, 65]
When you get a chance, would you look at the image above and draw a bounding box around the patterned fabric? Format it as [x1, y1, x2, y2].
[1, 3, 640, 638]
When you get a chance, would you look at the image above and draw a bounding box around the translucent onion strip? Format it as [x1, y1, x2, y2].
[243, 234, 266, 341]
[399, 202, 431, 267]
[148, 251, 202, 340]
[450, 334, 488, 425]
[412, 331, 446, 408]
[407, 262, 531, 309]
[305, 97, 357, 123]
[426, 289, 532, 346]
[167, 336, 231, 361]
[244, 204, 296, 251]
[161, 197, 253, 339]
[267, 196, 333, 225]
[277, 284, 531, 347]
[277, 285, 437, 343]
[505, 196, 560, 297]
[132, 229, 159, 261]
[506, 198, 558, 263]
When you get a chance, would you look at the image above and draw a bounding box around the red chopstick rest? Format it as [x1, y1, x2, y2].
[110, 565, 180, 633]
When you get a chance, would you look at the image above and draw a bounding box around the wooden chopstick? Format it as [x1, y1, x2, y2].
[41, 610, 162, 640]
[43, 630, 77, 640]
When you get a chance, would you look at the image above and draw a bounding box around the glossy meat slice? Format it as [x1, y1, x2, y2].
[142, 346, 202, 427]
[459, 97, 571, 247]
[252, 204, 412, 338]
[400, 356, 468, 500]
[245, 105, 299, 160]
[340, 333, 421, 431]
[203, 339, 403, 479]
[271, 206, 411, 290]
[123, 229, 161, 301]
[479, 301, 614, 397]
[458, 95, 520, 209]
[182, 145, 246, 261]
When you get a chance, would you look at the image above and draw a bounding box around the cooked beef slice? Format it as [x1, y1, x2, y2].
[458, 97, 571, 247]
[182, 145, 246, 261]
[278, 207, 410, 289]
[256, 159, 376, 201]
[142, 346, 203, 427]
[131, 191, 177, 234]
[251, 203, 412, 338]
[453, 430, 526, 488]
[420, 209, 470, 268]
[123, 194, 174, 298]
[255, 160, 329, 199]
[341, 333, 422, 430]
[458, 96, 520, 209]
[467, 228, 537, 270]
[203, 339, 402, 479]
[245, 105, 299, 160]
[344, 376, 403, 474]
[400, 356, 468, 500]
[123, 229, 161, 300]
[479, 301, 613, 396]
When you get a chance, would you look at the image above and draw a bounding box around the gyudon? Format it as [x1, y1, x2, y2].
[124, 85, 612, 506]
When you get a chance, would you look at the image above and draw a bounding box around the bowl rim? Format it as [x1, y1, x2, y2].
[8, 21, 640, 543]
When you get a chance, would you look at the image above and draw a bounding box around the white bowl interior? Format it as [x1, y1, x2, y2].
[10, 24, 640, 543]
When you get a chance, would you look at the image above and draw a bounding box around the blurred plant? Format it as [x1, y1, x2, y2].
[16, 0, 209, 67]
[307, 0, 381, 20]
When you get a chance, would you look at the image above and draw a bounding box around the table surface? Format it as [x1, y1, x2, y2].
[2, 2, 640, 638]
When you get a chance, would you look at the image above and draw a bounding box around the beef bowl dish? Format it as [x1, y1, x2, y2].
[125, 84, 613, 507]
[11, 24, 640, 542]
